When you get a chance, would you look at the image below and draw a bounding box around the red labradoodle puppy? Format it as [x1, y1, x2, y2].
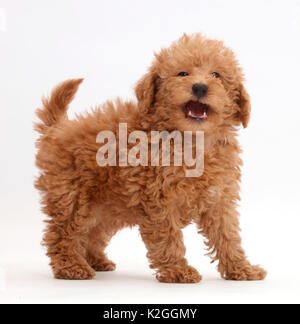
[35, 34, 266, 282]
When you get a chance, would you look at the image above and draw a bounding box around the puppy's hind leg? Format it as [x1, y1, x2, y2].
[42, 187, 96, 280]
[86, 224, 116, 272]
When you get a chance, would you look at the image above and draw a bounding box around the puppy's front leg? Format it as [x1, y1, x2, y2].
[139, 210, 202, 283]
[197, 201, 267, 281]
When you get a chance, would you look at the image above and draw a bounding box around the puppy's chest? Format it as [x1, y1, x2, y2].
[171, 152, 237, 218]
[180, 175, 222, 208]
[170, 185, 220, 227]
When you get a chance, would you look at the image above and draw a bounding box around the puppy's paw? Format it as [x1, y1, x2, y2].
[156, 265, 202, 283]
[224, 264, 267, 281]
[91, 259, 116, 272]
[54, 264, 95, 280]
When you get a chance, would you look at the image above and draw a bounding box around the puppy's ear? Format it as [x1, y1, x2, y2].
[135, 69, 158, 113]
[236, 83, 251, 128]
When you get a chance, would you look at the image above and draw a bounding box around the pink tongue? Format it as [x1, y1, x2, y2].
[190, 110, 204, 117]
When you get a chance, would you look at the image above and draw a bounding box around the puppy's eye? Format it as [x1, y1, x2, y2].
[177, 72, 189, 77]
[211, 72, 220, 78]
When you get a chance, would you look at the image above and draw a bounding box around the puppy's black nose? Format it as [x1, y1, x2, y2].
[192, 83, 208, 98]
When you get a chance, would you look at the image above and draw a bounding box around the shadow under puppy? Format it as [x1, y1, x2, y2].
[35, 33, 266, 282]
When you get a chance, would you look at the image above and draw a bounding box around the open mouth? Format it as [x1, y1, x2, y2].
[182, 101, 210, 121]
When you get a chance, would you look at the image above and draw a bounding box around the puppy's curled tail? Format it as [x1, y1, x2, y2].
[34, 78, 83, 135]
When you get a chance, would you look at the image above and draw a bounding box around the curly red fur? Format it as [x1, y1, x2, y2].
[35, 34, 266, 282]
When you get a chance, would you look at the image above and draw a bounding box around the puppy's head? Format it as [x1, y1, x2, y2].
[135, 34, 251, 133]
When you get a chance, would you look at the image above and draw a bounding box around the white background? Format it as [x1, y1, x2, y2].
[0, 0, 300, 304]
